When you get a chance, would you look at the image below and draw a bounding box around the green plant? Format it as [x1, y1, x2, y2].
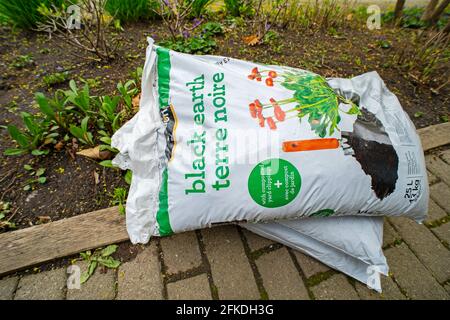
[117, 80, 139, 112]
[376, 39, 392, 49]
[159, 21, 223, 54]
[224, 0, 253, 17]
[10, 54, 34, 69]
[160, 34, 217, 53]
[129, 67, 143, 85]
[395, 29, 449, 85]
[5, 112, 56, 156]
[64, 80, 94, 116]
[242, 0, 287, 43]
[105, 0, 158, 22]
[79, 77, 102, 89]
[98, 96, 122, 129]
[23, 165, 47, 191]
[191, 0, 213, 17]
[43, 71, 69, 87]
[0, 202, 16, 232]
[111, 187, 127, 215]
[382, 6, 449, 30]
[202, 21, 223, 36]
[6, 73, 140, 157]
[0, 0, 67, 29]
[263, 30, 279, 44]
[281, 0, 353, 31]
[79, 245, 121, 283]
[69, 116, 94, 146]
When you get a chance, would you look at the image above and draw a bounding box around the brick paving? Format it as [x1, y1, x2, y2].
[1, 148, 449, 300]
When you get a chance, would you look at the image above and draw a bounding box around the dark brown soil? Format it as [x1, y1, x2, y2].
[0, 20, 449, 234]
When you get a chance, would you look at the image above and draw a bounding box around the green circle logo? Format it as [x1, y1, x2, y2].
[248, 158, 301, 208]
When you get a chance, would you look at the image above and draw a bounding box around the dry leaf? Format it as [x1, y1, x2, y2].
[132, 93, 141, 113]
[346, 13, 353, 21]
[54, 141, 64, 151]
[37, 216, 51, 224]
[93, 171, 100, 185]
[76, 146, 111, 160]
[243, 34, 260, 46]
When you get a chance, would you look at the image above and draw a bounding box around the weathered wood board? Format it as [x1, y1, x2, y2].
[418, 122, 450, 152]
[0, 207, 127, 276]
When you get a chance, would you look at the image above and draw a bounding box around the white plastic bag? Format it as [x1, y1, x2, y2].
[112, 38, 428, 243]
[242, 216, 388, 292]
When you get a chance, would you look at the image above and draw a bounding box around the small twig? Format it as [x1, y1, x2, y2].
[0, 169, 15, 185]
[6, 207, 19, 223]
[0, 176, 18, 202]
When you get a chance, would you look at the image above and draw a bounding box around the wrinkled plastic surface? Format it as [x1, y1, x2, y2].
[242, 216, 387, 292]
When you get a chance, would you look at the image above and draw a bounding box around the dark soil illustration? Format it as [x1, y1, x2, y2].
[343, 108, 399, 200]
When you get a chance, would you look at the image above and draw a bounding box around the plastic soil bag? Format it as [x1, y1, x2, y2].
[242, 216, 388, 292]
[112, 38, 428, 243]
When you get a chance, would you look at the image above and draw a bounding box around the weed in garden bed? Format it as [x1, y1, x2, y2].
[42, 71, 69, 87]
[0, 201, 16, 231]
[5, 76, 140, 159]
[382, 6, 449, 30]
[78, 245, 121, 283]
[10, 54, 34, 69]
[159, 21, 224, 54]
[111, 187, 128, 215]
[22, 165, 47, 191]
[105, 0, 159, 22]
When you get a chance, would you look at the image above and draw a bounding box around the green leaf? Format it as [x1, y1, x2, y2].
[4, 148, 28, 156]
[69, 125, 83, 140]
[35, 92, 55, 119]
[99, 136, 111, 144]
[37, 177, 47, 184]
[7, 125, 29, 148]
[347, 103, 361, 115]
[124, 170, 132, 185]
[99, 160, 114, 168]
[21, 113, 39, 136]
[81, 116, 89, 132]
[24, 164, 33, 171]
[23, 185, 31, 191]
[80, 271, 90, 284]
[118, 203, 125, 215]
[80, 252, 90, 260]
[31, 149, 48, 156]
[101, 244, 118, 257]
[88, 260, 97, 275]
[36, 168, 46, 176]
[69, 80, 78, 93]
[98, 257, 121, 269]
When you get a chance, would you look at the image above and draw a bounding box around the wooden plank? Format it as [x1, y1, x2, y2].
[0, 123, 449, 276]
[0, 207, 127, 276]
[418, 122, 450, 152]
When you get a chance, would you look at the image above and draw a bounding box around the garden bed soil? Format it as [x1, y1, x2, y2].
[0, 20, 449, 233]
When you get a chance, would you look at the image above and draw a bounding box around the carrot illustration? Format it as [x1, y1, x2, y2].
[282, 138, 340, 152]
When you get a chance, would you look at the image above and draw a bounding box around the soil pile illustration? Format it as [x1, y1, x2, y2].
[343, 108, 399, 200]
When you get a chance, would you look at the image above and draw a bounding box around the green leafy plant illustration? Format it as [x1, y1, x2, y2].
[247, 67, 361, 137]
